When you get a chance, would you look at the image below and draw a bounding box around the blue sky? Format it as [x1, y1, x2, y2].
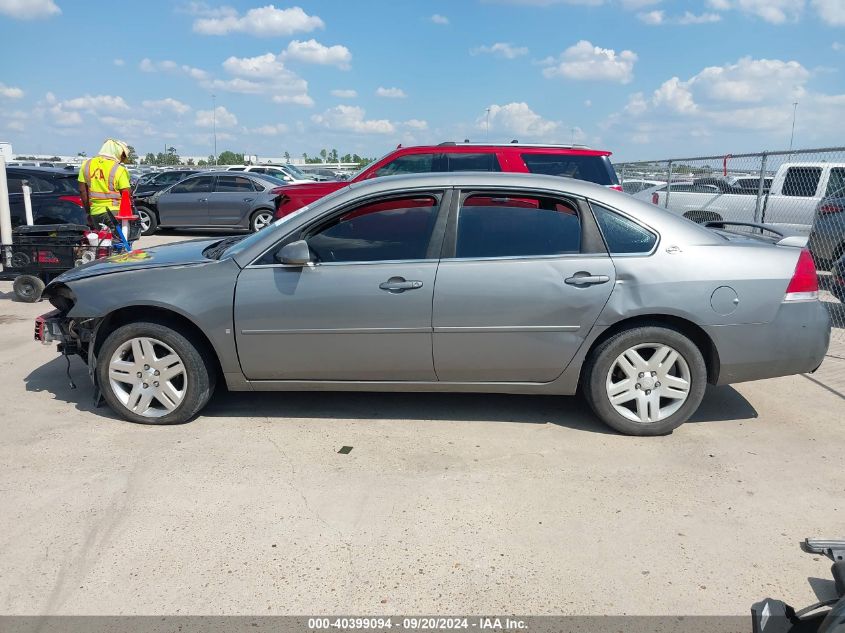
[0, 0, 843, 161]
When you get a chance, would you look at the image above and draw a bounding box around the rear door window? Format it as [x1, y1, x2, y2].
[443, 153, 501, 172]
[456, 193, 581, 258]
[591, 204, 657, 254]
[521, 154, 616, 185]
[215, 176, 257, 192]
[374, 154, 435, 177]
[782, 167, 822, 197]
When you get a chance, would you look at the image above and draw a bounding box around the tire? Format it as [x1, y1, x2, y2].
[13, 274, 45, 303]
[582, 325, 707, 436]
[96, 321, 216, 425]
[250, 209, 275, 233]
[136, 206, 158, 236]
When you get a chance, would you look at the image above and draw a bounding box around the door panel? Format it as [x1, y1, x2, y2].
[157, 176, 213, 227]
[208, 176, 257, 226]
[234, 263, 437, 380]
[432, 257, 615, 382]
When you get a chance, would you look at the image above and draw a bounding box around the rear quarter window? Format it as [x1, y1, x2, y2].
[521, 153, 617, 186]
[591, 203, 657, 254]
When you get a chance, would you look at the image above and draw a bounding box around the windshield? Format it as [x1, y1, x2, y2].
[348, 150, 391, 181]
[216, 205, 312, 260]
[250, 173, 287, 188]
[283, 164, 308, 179]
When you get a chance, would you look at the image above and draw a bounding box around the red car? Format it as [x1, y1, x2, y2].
[274, 142, 620, 218]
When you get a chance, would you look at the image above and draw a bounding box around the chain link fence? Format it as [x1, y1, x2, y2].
[616, 147, 845, 369]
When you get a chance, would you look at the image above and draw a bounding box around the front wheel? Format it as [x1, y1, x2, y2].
[250, 209, 275, 233]
[136, 206, 158, 236]
[582, 326, 707, 436]
[97, 321, 215, 425]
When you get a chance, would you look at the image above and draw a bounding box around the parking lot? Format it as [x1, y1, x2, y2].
[0, 230, 842, 616]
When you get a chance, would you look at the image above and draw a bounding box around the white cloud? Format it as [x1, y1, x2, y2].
[639, 10, 721, 24]
[48, 105, 83, 127]
[834, 42, 844, 51]
[0, 0, 60, 19]
[222, 52, 286, 78]
[403, 119, 428, 130]
[376, 86, 407, 98]
[139, 58, 209, 80]
[311, 105, 395, 134]
[542, 40, 637, 83]
[142, 98, 191, 114]
[205, 78, 266, 94]
[282, 39, 352, 69]
[193, 5, 324, 36]
[63, 94, 130, 112]
[113, 58, 125, 67]
[471, 42, 529, 59]
[480, 102, 560, 138]
[331, 89, 357, 98]
[620, 0, 661, 7]
[272, 94, 315, 106]
[0, 83, 24, 99]
[195, 106, 237, 128]
[638, 10, 664, 23]
[813, 0, 845, 25]
[653, 77, 698, 113]
[690, 57, 809, 103]
[431, 13, 449, 24]
[6, 120, 25, 132]
[706, 0, 805, 24]
[246, 124, 289, 136]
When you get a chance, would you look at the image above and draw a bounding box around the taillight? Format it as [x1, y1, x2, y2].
[59, 195, 84, 207]
[784, 249, 819, 302]
[652, 192, 659, 205]
[609, 185, 623, 192]
[818, 203, 844, 214]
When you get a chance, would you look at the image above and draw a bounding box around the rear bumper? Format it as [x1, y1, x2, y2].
[705, 300, 831, 385]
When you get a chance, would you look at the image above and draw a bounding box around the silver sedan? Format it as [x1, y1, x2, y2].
[39, 172, 830, 435]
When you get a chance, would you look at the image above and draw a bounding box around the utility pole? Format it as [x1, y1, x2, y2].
[485, 107, 490, 141]
[571, 127, 576, 146]
[212, 94, 218, 165]
[788, 101, 798, 153]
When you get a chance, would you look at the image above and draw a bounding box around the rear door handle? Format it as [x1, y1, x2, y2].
[379, 277, 424, 293]
[243, 197, 254, 202]
[565, 273, 610, 286]
[197, 197, 208, 202]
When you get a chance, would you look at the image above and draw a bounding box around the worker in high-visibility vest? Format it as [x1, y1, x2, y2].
[78, 139, 132, 230]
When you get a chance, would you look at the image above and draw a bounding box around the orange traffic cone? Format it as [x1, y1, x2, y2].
[117, 190, 138, 220]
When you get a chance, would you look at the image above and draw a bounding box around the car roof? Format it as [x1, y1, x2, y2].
[7, 166, 77, 177]
[390, 143, 611, 157]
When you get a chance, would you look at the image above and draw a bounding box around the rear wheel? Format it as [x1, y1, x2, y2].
[136, 206, 158, 236]
[97, 322, 215, 425]
[13, 274, 45, 303]
[250, 209, 275, 232]
[582, 326, 707, 436]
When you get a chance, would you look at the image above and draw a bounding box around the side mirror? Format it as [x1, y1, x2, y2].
[274, 239, 312, 266]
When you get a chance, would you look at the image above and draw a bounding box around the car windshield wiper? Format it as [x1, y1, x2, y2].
[203, 235, 245, 260]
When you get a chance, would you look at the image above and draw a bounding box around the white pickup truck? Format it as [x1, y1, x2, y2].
[647, 162, 845, 234]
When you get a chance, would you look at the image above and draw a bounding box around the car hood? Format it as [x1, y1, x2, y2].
[52, 237, 220, 283]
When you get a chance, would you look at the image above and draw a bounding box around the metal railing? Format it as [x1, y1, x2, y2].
[616, 146, 845, 352]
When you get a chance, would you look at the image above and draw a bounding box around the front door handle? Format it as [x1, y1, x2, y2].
[379, 277, 424, 293]
[243, 197, 254, 202]
[565, 272, 611, 286]
[197, 197, 208, 202]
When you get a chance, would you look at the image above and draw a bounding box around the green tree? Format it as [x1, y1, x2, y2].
[319, 148, 328, 162]
[329, 148, 338, 163]
[186, 158, 195, 166]
[77, 151, 87, 158]
[143, 152, 156, 165]
[341, 153, 352, 164]
[217, 150, 245, 165]
[198, 159, 208, 166]
[301, 152, 308, 162]
[284, 151, 290, 163]
[125, 145, 138, 164]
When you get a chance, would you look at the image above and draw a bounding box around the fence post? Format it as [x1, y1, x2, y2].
[620, 163, 627, 186]
[0, 155, 12, 268]
[665, 161, 673, 209]
[22, 182, 34, 226]
[753, 152, 768, 224]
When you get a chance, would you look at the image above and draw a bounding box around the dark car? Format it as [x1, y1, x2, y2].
[132, 170, 198, 197]
[274, 142, 621, 219]
[4, 167, 86, 228]
[831, 255, 845, 302]
[133, 171, 285, 235]
[808, 192, 845, 270]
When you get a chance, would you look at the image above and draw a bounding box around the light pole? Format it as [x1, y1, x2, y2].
[485, 107, 490, 141]
[788, 101, 798, 153]
[212, 94, 218, 165]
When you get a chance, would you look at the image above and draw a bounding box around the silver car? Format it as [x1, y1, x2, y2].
[133, 171, 284, 235]
[37, 173, 830, 435]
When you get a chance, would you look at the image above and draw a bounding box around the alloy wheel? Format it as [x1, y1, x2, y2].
[605, 343, 692, 424]
[108, 337, 188, 418]
[252, 211, 274, 232]
[138, 209, 152, 233]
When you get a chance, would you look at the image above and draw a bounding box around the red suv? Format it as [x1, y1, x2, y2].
[275, 142, 620, 218]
